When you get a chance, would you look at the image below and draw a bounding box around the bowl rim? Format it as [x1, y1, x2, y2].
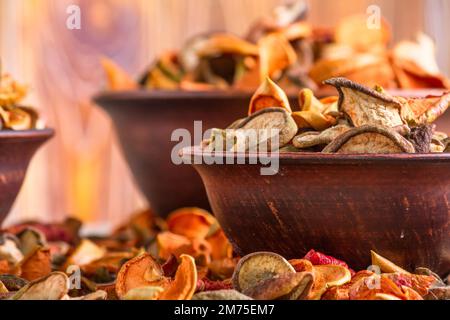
[181, 146, 450, 164]
[0, 128, 55, 141]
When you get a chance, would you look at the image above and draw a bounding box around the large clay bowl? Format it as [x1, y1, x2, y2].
[182, 147, 450, 276]
[94, 90, 255, 216]
[0, 129, 54, 226]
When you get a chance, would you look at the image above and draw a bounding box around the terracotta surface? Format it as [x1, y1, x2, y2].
[183, 147, 450, 276]
[0, 129, 54, 226]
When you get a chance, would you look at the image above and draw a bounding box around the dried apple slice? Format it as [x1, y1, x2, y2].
[101, 57, 138, 91]
[122, 286, 164, 300]
[115, 253, 169, 299]
[193, 289, 253, 300]
[292, 124, 351, 149]
[65, 239, 106, 268]
[11, 272, 69, 300]
[248, 77, 292, 115]
[322, 125, 415, 154]
[232, 252, 295, 292]
[206, 227, 233, 261]
[0, 234, 23, 266]
[158, 254, 197, 300]
[324, 78, 405, 128]
[370, 251, 410, 274]
[314, 265, 351, 288]
[19, 247, 52, 281]
[258, 33, 297, 80]
[167, 207, 216, 240]
[289, 259, 314, 273]
[243, 271, 314, 300]
[17, 228, 47, 257]
[398, 92, 450, 125]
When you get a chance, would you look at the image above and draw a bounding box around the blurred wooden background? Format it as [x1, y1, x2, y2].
[0, 0, 449, 231]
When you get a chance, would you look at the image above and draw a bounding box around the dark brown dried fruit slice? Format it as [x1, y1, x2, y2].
[232, 252, 295, 292]
[322, 125, 415, 154]
[324, 78, 404, 128]
[242, 271, 314, 300]
[0, 275, 28, 291]
[407, 125, 434, 153]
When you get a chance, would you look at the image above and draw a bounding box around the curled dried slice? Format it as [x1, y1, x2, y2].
[19, 247, 52, 281]
[167, 208, 216, 240]
[243, 271, 314, 300]
[232, 252, 295, 292]
[101, 57, 138, 91]
[206, 228, 233, 261]
[0, 280, 7, 294]
[322, 125, 415, 154]
[0, 234, 23, 265]
[398, 92, 450, 125]
[11, 272, 69, 300]
[370, 251, 410, 275]
[293, 125, 351, 149]
[248, 77, 291, 115]
[0, 275, 28, 291]
[314, 265, 351, 288]
[425, 286, 450, 300]
[122, 286, 164, 300]
[17, 227, 47, 257]
[407, 124, 434, 153]
[258, 33, 297, 80]
[236, 108, 298, 151]
[324, 77, 404, 128]
[115, 253, 168, 299]
[373, 293, 402, 300]
[193, 289, 253, 300]
[159, 254, 197, 300]
[289, 259, 314, 273]
[65, 239, 106, 268]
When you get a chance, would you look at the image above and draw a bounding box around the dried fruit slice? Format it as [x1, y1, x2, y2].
[242, 271, 314, 300]
[407, 124, 434, 153]
[206, 228, 233, 261]
[16, 228, 47, 257]
[370, 251, 410, 274]
[314, 265, 351, 288]
[167, 208, 216, 239]
[159, 254, 197, 300]
[373, 293, 402, 300]
[12, 272, 69, 300]
[236, 108, 298, 151]
[248, 77, 292, 115]
[232, 252, 295, 292]
[292, 125, 351, 149]
[322, 125, 415, 154]
[65, 239, 106, 267]
[101, 57, 138, 91]
[19, 247, 52, 281]
[324, 78, 405, 128]
[0, 234, 23, 265]
[258, 33, 297, 80]
[0, 280, 7, 294]
[398, 92, 450, 125]
[115, 253, 168, 299]
[425, 286, 450, 300]
[193, 289, 253, 300]
[122, 286, 164, 300]
[0, 275, 28, 291]
[289, 259, 314, 273]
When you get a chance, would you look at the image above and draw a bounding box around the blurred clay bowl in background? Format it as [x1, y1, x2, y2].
[182, 147, 450, 276]
[0, 129, 54, 226]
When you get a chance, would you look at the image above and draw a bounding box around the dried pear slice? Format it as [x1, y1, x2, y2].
[232, 252, 295, 292]
[293, 125, 351, 149]
[242, 271, 314, 300]
[398, 92, 450, 125]
[324, 78, 405, 128]
[115, 253, 168, 299]
[158, 254, 197, 300]
[322, 125, 415, 154]
[370, 251, 410, 275]
[314, 265, 352, 288]
[248, 77, 292, 115]
[236, 107, 298, 151]
[65, 239, 106, 267]
[0, 234, 23, 265]
[122, 286, 164, 300]
[193, 289, 253, 300]
[11, 272, 69, 300]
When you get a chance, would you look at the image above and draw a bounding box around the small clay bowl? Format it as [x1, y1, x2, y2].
[182, 147, 450, 276]
[0, 128, 54, 226]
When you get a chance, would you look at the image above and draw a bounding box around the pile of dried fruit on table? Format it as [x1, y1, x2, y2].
[202, 77, 450, 154]
[0, 71, 42, 130]
[0, 208, 448, 300]
[101, 1, 450, 92]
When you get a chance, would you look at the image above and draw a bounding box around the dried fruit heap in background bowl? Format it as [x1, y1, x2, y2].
[0, 71, 42, 130]
[102, 1, 450, 92]
[0, 208, 448, 300]
[203, 77, 450, 154]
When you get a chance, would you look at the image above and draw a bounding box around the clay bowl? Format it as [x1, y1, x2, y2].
[182, 147, 450, 276]
[94, 90, 255, 216]
[0, 129, 54, 226]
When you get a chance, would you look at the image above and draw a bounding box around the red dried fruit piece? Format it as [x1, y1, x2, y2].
[196, 278, 233, 293]
[304, 249, 354, 274]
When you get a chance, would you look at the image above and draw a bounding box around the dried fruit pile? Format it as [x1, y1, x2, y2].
[102, 1, 450, 91]
[0, 72, 42, 130]
[203, 77, 450, 154]
[0, 208, 448, 300]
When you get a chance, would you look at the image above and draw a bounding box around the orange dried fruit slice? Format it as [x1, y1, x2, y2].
[101, 57, 138, 91]
[232, 252, 295, 292]
[248, 77, 291, 115]
[19, 247, 52, 281]
[167, 207, 216, 239]
[115, 253, 168, 299]
[289, 259, 314, 273]
[206, 228, 233, 261]
[314, 265, 352, 288]
[373, 293, 402, 300]
[158, 254, 197, 300]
